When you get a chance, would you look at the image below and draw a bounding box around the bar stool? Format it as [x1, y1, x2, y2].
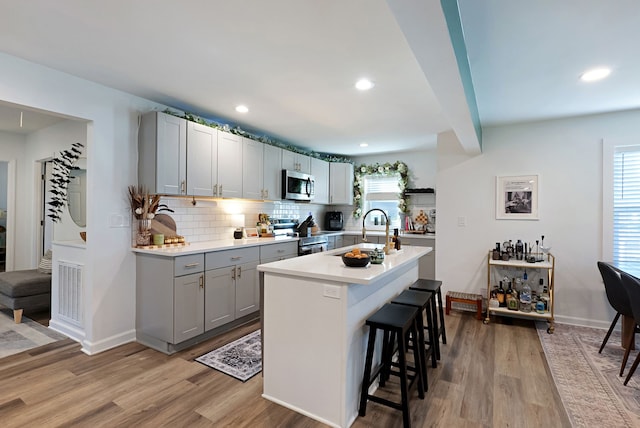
[410, 279, 447, 360]
[391, 289, 437, 386]
[359, 303, 425, 428]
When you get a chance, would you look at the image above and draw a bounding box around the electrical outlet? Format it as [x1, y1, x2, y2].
[323, 285, 341, 299]
[457, 216, 467, 227]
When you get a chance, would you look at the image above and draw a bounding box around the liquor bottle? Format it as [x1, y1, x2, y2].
[515, 239, 524, 260]
[520, 282, 532, 312]
[393, 228, 401, 250]
[498, 281, 506, 307]
[506, 278, 519, 310]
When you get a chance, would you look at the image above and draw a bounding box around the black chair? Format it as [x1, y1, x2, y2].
[619, 272, 640, 385]
[596, 262, 635, 369]
[409, 279, 447, 360]
[359, 303, 425, 428]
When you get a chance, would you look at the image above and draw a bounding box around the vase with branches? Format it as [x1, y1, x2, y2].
[128, 185, 161, 246]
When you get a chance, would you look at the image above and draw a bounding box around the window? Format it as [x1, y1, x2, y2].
[613, 146, 640, 270]
[362, 174, 401, 227]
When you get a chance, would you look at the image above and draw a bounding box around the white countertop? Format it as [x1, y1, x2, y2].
[131, 235, 299, 257]
[130, 230, 435, 257]
[341, 230, 436, 240]
[258, 242, 431, 285]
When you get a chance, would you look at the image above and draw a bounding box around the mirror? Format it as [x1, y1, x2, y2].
[67, 168, 86, 227]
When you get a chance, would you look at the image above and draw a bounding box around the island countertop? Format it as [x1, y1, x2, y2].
[258, 243, 431, 285]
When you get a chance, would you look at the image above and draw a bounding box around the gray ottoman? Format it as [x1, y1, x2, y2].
[0, 269, 52, 323]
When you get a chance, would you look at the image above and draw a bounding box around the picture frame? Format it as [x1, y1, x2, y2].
[496, 175, 539, 220]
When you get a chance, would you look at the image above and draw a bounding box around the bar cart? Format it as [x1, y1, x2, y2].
[484, 251, 555, 334]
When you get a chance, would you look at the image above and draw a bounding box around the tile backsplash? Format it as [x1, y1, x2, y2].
[161, 197, 329, 243]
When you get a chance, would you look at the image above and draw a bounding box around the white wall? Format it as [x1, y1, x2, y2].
[0, 52, 161, 353]
[437, 110, 640, 328]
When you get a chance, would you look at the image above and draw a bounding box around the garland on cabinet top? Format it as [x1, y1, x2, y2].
[163, 109, 353, 164]
[352, 161, 409, 219]
[47, 142, 84, 223]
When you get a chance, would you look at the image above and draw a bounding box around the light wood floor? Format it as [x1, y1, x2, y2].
[0, 311, 570, 427]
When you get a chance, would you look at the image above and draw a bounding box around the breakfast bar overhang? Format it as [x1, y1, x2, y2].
[258, 243, 431, 428]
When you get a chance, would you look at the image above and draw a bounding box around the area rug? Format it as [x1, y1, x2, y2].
[196, 330, 261, 382]
[537, 322, 640, 427]
[0, 307, 66, 359]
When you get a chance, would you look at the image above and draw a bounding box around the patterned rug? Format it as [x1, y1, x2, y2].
[0, 307, 66, 358]
[537, 322, 640, 427]
[196, 330, 261, 382]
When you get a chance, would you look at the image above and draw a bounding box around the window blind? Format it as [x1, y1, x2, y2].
[364, 175, 400, 200]
[613, 147, 640, 270]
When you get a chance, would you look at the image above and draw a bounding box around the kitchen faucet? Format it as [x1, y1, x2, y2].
[362, 208, 390, 255]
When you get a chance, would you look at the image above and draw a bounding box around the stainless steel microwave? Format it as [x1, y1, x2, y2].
[282, 170, 315, 201]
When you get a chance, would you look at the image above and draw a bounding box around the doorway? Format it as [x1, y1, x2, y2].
[0, 161, 7, 272]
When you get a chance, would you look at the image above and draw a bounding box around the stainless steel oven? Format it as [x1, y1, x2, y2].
[298, 235, 328, 256]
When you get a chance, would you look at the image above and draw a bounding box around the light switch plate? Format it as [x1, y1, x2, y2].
[457, 216, 467, 227]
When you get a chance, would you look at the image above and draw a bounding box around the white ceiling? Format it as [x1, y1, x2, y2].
[0, 1, 638, 155]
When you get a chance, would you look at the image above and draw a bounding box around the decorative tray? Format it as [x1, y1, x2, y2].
[136, 242, 190, 250]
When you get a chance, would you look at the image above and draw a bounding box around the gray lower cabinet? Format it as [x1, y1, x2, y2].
[136, 247, 260, 354]
[401, 237, 436, 279]
[205, 247, 260, 320]
[259, 241, 298, 263]
[173, 272, 206, 343]
[204, 266, 235, 330]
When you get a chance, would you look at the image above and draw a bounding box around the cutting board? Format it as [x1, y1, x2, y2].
[150, 214, 177, 236]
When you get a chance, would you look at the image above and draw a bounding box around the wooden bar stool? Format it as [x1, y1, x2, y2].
[359, 303, 425, 428]
[410, 279, 447, 360]
[391, 289, 437, 385]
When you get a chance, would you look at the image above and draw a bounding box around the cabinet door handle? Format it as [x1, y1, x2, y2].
[181, 180, 186, 194]
[231, 267, 236, 280]
[219, 184, 223, 195]
[199, 275, 204, 289]
[231, 256, 242, 261]
[264, 189, 268, 199]
[213, 184, 218, 196]
[184, 262, 200, 268]
[237, 266, 242, 278]
[277, 249, 285, 253]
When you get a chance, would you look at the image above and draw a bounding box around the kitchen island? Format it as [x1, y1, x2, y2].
[259, 243, 431, 428]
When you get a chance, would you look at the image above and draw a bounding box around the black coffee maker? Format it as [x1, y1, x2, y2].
[324, 211, 344, 231]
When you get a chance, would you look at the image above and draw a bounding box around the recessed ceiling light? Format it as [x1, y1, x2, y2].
[355, 79, 375, 91]
[580, 67, 611, 82]
[360, 142, 369, 147]
[235, 105, 249, 113]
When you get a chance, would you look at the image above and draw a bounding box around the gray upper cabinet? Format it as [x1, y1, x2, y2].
[311, 157, 329, 204]
[262, 144, 282, 200]
[187, 121, 218, 196]
[242, 137, 264, 200]
[217, 131, 243, 198]
[282, 150, 311, 174]
[138, 111, 187, 195]
[329, 162, 354, 205]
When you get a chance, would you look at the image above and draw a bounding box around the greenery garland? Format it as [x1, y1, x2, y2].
[353, 161, 409, 219]
[163, 109, 353, 164]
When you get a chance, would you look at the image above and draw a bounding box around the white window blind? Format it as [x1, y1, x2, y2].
[364, 175, 401, 200]
[613, 146, 640, 270]
[363, 175, 401, 226]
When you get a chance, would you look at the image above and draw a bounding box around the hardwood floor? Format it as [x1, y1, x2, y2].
[0, 312, 570, 427]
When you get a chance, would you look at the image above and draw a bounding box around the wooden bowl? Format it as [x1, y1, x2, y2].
[80, 231, 86, 242]
[342, 254, 370, 267]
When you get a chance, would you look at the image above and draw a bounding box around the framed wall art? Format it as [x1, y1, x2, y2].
[496, 175, 539, 220]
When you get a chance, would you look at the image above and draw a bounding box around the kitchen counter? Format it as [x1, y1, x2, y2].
[260, 243, 431, 427]
[258, 242, 428, 285]
[131, 235, 299, 257]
